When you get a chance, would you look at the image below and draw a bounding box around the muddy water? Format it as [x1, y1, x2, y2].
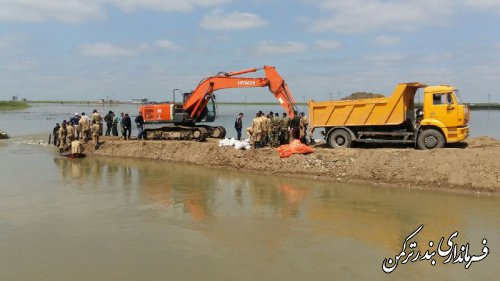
[0, 142, 499, 280]
[1, 104, 500, 280]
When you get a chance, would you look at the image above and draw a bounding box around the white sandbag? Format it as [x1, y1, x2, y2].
[219, 137, 251, 150]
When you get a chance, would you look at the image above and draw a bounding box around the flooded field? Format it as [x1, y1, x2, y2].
[1, 104, 499, 280]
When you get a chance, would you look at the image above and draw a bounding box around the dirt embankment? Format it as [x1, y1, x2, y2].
[82, 136, 500, 194]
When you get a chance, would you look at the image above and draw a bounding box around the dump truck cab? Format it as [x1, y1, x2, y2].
[418, 85, 469, 147]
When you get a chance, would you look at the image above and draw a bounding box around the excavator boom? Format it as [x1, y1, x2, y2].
[183, 65, 297, 121]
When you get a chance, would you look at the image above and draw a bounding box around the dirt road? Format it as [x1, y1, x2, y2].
[82, 136, 500, 194]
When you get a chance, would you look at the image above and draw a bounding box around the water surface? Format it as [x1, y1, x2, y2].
[0, 104, 499, 280]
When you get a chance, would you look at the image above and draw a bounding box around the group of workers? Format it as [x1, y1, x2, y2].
[52, 109, 145, 154]
[241, 110, 310, 148]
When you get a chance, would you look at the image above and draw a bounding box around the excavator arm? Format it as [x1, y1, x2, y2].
[183, 66, 297, 121]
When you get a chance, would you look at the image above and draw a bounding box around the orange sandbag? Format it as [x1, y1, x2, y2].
[276, 139, 314, 158]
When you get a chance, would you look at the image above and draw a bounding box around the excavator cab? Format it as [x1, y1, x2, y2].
[198, 96, 217, 122]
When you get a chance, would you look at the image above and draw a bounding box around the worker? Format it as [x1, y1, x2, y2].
[112, 113, 120, 136]
[234, 112, 244, 141]
[260, 112, 270, 146]
[91, 120, 100, 149]
[52, 123, 60, 146]
[70, 113, 81, 139]
[92, 109, 103, 136]
[66, 122, 75, 142]
[119, 112, 126, 138]
[251, 112, 263, 148]
[289, 111, 301, 140]
[71, 139, 85, 157]
[280, 112, 290, 144]
[135, 111, 145, 140]
[104, 111, 114, 136]
[299, 112, 309, 144]
[122, 113, 132, 140]
[58, 121, 68, 153]
[79, 112, 91, 143]
[270, 112, 282, 147]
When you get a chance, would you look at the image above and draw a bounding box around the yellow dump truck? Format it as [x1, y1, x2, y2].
[309, 83, 469, 149]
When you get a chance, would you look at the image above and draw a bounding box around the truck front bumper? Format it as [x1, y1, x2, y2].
[456, 126, 469, 142]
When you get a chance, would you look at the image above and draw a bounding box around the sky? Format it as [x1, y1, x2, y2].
[0, 0, 499, 103]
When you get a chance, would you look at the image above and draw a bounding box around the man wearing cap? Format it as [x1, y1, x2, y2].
[70, 113, 81, 139]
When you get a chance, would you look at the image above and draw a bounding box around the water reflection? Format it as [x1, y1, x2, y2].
[52, 155, 500, 256]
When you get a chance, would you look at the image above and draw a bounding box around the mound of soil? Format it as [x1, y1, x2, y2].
[342, 92, 385, 100]
[82, 136, 500, 194]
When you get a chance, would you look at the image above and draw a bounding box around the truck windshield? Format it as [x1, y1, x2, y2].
[454, 90, 463, 104]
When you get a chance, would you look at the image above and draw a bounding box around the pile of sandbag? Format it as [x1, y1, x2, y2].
[276, 139, 313, 158]
[218, 138, 251, 150]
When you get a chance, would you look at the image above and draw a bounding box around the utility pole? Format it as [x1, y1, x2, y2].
[337, 91, 341, 100]
[303, 95, 306, 111]
[488, 94, 491, 111]
[329, 93, 333, 101]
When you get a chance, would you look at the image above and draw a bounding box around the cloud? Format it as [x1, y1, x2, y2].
[111, 0, 231, 13]
[78, 43, 137, 57]
[463, 0, 500, 13]
[200, 9, 268, 30]
[373, 36, 401, 46]
[364, 52, 406, 62]
[0, 0, 231, 23]
[310, 0, 456, 33]
[315, 40, 343, 50]
[254, 41, 307, 55]
[155, 39, 181, 50]
[0, 0, 104, 23]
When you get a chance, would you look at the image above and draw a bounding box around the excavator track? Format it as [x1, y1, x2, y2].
[196, 125, 226, 139]
[143, 126, 209, 141]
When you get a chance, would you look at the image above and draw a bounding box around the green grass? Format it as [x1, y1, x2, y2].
[0, 101, 30, 110]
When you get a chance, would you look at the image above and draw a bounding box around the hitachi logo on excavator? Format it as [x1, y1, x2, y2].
[237, 81, 256, 85]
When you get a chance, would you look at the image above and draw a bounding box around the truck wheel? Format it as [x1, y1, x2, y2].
[417, 129, 444, 150]
[328, 129, 352, 148]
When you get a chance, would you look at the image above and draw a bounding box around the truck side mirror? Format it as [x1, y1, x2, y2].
[447, 104, 455, 110]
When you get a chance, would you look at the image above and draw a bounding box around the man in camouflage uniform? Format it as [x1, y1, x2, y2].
[58, 121, 68, 153]
[280, 112, 290, 145]
[258, 111, 269, 147]
[91, 120, 100, 149]
[71, 139, 85, 157]
[270, 112, 282, 147]
[299, 112, 309, 144]
[79, 113, 91, 143]
[251, 112, 263, 149]
[66, 122, 75, 142]
[92, 109, 103, 136]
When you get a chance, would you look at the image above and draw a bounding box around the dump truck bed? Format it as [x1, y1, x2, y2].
[309, 83, 427, 128]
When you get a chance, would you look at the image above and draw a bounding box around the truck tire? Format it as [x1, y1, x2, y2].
[328, 129, 352, 148]
[417, 129, 445, 150]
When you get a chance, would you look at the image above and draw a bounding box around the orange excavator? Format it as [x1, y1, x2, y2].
[139, 65, 297, 141]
